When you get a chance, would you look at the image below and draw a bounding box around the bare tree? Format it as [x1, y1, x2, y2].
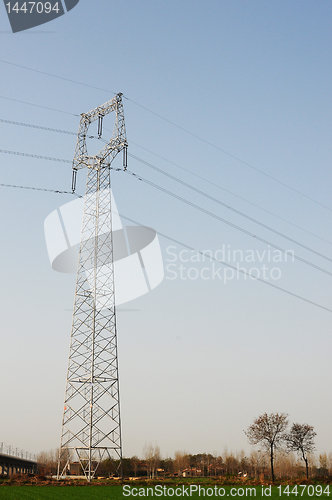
[319, 452, 327, 471]
[285, 423, 316, 479]
[224, 452, 239, 475]
[37, 448, 59, 476]
[144, 444, 160, 479]
[249, 450, 268, 478]
[274, 450, 297, 479]
[245, 412, 288, 483]
[173, 451, 189, 476]
[131, 455, 140, 477]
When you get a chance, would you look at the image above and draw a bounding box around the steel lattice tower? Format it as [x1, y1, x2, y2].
[57, 93, 127, 481]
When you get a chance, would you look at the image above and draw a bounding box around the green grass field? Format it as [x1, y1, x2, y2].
[0, 486, 123, 500]
[0, 484, 330, 500]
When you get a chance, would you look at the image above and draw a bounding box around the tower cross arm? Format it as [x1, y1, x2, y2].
[72, 93, 127, 171]
[82, 92, 123, 121]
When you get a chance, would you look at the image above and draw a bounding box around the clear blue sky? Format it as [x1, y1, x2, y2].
[0, 0, 332, 460]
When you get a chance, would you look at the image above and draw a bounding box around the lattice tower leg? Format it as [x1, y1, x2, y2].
[57, 164, 122, 481]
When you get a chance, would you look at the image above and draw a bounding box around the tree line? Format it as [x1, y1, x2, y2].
[35, 411, 328, 481]
[37, 445, 332, 480]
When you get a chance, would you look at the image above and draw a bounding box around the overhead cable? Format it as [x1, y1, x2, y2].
[124, 97, 332, 213]
[128, 153, 332, 264]
[0, 149, 71, 163]
[1, 141, 331, 274]
[0, 59, 116, 95]
[119, 213, 332, 315]
[0, 58, 329, 212]
[0, 182, 81, 197]
[1, 115, 330, 247]
[130, 140, 332, 247]
[0, 180, 332, 313]
[0, 118, 76, 135]
[1, 142, 331, 271]
[0, 95, 79, 117]
[125, 169, 332, 278]
[0, 180, 330, 313]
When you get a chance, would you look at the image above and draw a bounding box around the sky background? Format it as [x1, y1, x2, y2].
[0, 0, 332, 461]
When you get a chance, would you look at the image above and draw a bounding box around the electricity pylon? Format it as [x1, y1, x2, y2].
[57, 93, 127, 482]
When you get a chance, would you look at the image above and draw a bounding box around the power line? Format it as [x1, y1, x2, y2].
[1, 141, 331, 275]
[0, 58, 329, 213]
[0, 149, 71, 163]
[1, 115, 330, 248]
[124, 97, 332, 213]
[0, 182, 81, 196]
[130, 140, 332, 247]
[0, 95, 79, 117]
[125, 169, 332, 278]
[0, 59, 116, 95]
[0, 118, 77, 135]
[0, 179, 330, 313]
[119, 213, 332, 315]
[128, 153, 332, 264]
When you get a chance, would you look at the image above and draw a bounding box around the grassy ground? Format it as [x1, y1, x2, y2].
[0, 486, 123, 499]
[0, 484, 331, 500]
